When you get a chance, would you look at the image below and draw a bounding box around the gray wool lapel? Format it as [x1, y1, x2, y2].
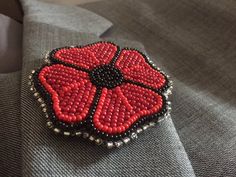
[0, 72, 21, 177]
[18, 0, 195, 176]
[20, 0, 112, 36]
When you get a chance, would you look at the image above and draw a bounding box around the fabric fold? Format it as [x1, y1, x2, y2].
[0, 14, 22, 73]
[20, 0, 112, 36]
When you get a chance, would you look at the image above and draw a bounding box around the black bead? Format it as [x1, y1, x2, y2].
[89, 65, 124, 89]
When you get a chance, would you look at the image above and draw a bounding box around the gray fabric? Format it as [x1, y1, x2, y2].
[0, 72, 21, 177]
[21, 0, 112, 36]
[81, 0, 236, 176]
[17, 0, 195, 176]
[0, 14, 22, 73]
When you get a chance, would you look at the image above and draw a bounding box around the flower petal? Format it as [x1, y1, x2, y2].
[93, 83, 163, 134]
[115, 49, 166, 89]
[38, 64, 96, 123]
[51, 42, 118, 70]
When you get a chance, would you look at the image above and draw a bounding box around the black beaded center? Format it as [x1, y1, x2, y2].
[89, 65, 123, 89]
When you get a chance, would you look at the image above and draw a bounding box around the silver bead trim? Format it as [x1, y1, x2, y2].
[115, 141, 123, 148]
[53, 128, 60, 134]
[33, 92, 39, 97]
[106, 142, 114, 149]
[123, 137, 131, 144]
[64, 132, 70, 136]
[46, 121, 53, 128]
[82, 132, 89, 139]
[95, 138, 103, 145]
[75, 131, 82, 136]
[149, 122, 156, 127]
[89, 135, 95, 141]
[136, 128, 143, 134]
[142, 125, 149, 130]
[130, 132, 138, 139]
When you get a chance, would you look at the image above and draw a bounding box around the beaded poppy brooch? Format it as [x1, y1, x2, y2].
[29, 41, 173, 148]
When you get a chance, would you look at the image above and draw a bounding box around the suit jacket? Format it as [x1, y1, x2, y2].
[0, 0, 235, 176]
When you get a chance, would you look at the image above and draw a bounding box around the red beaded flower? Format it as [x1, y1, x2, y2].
[30, 41, 172, 148]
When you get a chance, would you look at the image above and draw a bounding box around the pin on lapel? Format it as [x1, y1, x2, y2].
[29, 41, 173, 148]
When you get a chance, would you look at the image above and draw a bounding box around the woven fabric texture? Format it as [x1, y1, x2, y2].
[81, 0, 236, 176]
